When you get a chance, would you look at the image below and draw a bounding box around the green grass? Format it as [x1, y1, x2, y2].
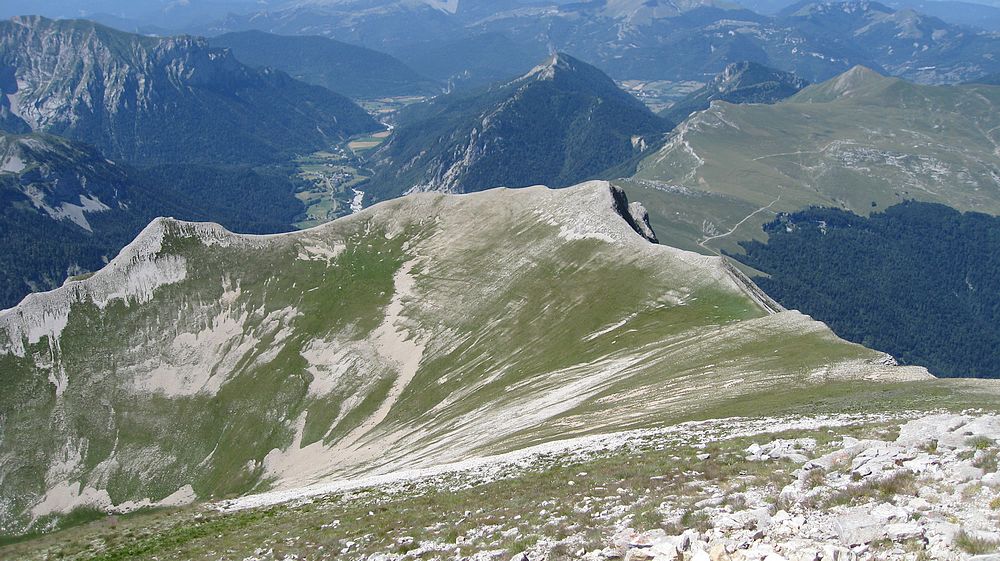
[824, 471, 918, 508]
[630, 76, 1000, 255]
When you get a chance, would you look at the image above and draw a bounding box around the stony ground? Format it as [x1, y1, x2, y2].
[5, 412, 1000, 561]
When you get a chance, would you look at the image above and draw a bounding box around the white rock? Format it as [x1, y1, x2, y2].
[832, 512, 886, 545]
[870, 502, 908, 522]
[951, 463, 985, 482]
[885, 522, 923, 541]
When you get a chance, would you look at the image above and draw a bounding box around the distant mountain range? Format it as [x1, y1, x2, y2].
[661, 61, 809, 122]
[0, 16, 381, 165]
[366, 53, 670, 199]
[208, 0, 1000, 85]
[209, 30, 440, 99]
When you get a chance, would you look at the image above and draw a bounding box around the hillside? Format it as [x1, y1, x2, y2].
[365, 54, 671, 199]
[735, 202, 1000, 378]
[627, 66, 1000, 254]
[0, 16, 381, 165]
[661, 61, 809, 122]
[0, 132, 149, 309]
[0, 181, 929, 539]
[208, 30, 439, 99]
[0, 130, 322, 309]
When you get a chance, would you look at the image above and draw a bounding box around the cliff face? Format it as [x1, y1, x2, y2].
[0, 16, 381, 164]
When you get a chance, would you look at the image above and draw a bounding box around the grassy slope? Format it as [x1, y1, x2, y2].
[627, 67, 1000, 254]
[0, 182, 929, 540]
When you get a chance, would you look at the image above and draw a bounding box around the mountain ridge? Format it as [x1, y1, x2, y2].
[0, 180, 926, 537]
[0, 15, 382, 164]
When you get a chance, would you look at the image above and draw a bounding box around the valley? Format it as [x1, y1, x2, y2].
[2, 2, 1000, 559]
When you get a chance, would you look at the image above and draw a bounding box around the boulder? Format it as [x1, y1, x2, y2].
[709, 543, 732, 561]
[951, 463, 985, 483]
[896, 415, 969, 449]
[885, 522, 924, 541]
[832, 512, 887, 545]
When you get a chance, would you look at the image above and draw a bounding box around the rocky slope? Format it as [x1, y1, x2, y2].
[7, 410, 1000, 560]
[0, 181, 925, 538]
[0, 16, 381, 164]
[366, 54, 670, 199]
[661, 62, 809, 123]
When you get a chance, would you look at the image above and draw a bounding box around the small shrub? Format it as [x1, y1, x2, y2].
[956, 530, 1000, 555]
[630, 504, 663, 529]
[967, 436, 995, 451]
[804, 468, 827, 489]
[974, 450, 999, 473]
[680, 509, 712, 532]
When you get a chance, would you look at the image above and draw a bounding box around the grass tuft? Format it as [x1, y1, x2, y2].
[956, 530, 1000, 554]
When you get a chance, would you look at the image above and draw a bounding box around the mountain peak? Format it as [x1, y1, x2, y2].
[792, 65, 897, 102]
[662, 61, 809, 122]
[521, 52, 582, 81]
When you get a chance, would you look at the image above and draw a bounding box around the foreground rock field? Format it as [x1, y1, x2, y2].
[5, 412, 999, 561]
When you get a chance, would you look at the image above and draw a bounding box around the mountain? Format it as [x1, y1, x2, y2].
[0, 16, 382, 165]
[0, 132, 151, 309]
[0, 180, 930, 538]
[208, 30, 439, 99]
[394, 32, 547, 91]
[208, 0, 473, 52]
[628, 66, 1000, 253]
[882, 0, 1000, 30]
[204, 0, 1000, 86]
[661, 61, 810, 122]
[365, 54, 671, 199]
[469, 0, 1000, 84]
[0, 0, 262, 32]
[777, 0, 1000, 83]
[739, 0, 1000, 29]
[0, 130, 327, 310]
